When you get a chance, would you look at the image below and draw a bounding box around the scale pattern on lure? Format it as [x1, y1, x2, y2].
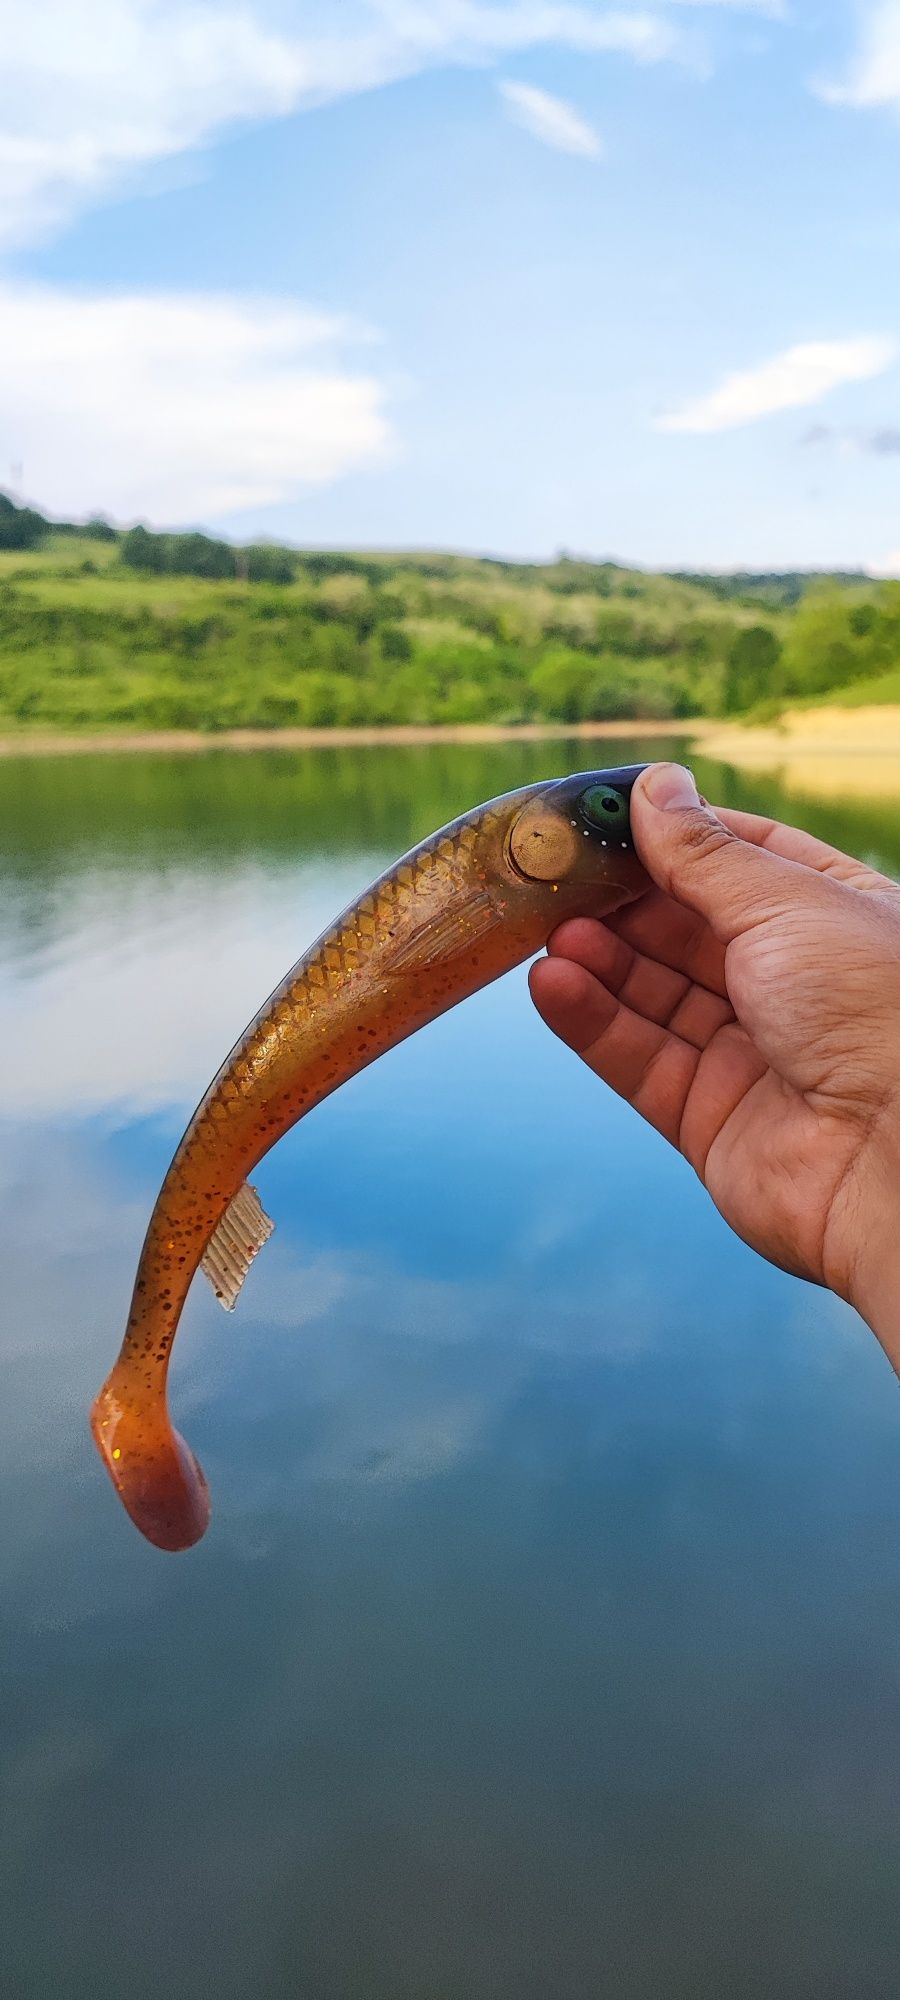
[91, 765, 649, 1551]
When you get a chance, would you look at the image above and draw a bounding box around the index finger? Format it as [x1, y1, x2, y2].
[716, 806, 898, 894]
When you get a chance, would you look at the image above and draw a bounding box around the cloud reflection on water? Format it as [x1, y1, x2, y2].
[0, 856, 381, 1117]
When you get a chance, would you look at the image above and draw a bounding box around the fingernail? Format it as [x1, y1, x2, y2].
[642, 763, 701, 812]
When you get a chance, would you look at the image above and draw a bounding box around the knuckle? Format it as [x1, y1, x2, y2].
[653, 810, 736, 896]
[678, 812, 736, 867]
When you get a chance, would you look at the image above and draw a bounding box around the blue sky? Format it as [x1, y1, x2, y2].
[3, 0, 900, 568]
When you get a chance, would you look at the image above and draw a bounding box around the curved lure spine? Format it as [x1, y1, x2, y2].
[91, 765, 649, 1551]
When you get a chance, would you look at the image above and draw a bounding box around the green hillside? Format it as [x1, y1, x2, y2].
[0, 493, 895, 733]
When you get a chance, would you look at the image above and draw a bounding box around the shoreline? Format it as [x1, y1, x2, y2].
[0, 718, 700, 758]
[697, 705, 900, 762]
[1, 709, 899, 788]
[695, 704, 900, 800]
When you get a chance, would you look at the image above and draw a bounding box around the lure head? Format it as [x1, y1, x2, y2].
[507, 764, 650, 906]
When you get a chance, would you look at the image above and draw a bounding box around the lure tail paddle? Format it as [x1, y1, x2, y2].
[91, 765, 650, 1551]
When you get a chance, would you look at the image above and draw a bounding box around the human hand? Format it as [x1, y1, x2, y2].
[529, 762, 900, 1367]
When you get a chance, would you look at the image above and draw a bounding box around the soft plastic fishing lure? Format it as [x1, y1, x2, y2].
[92, 764, 649, 1550]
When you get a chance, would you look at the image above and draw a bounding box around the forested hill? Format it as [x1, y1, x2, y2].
[0, 492, 896, 732]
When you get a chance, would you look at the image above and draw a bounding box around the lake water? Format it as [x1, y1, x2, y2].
[3, 737, 900, 2000]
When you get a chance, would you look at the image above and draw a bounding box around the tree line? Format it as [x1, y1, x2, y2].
[0, 492, 895, 731]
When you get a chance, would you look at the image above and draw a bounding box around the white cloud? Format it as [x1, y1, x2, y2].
[0, 283, 391, 521]
[657, 336, 898, 434]
[0, 1, 690, 248]
[868, 547, 900, 578]
[0, 3, 311, 249]
[815, 1, 900, 110]
[499, 78, 603, 154]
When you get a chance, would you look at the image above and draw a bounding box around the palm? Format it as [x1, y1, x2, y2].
[530, 806, 900, 1295]
[700, 1064, 857, 1286]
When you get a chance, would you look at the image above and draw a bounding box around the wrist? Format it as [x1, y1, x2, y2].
[843, 1130, 900, 1372]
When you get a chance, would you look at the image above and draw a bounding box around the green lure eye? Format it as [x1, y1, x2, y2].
[579, 784, 629, 835]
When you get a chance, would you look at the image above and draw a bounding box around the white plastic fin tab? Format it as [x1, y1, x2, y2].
[201, 1182, 274, 1312]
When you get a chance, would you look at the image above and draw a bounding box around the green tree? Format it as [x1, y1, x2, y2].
[379, 623, 412, 662]
[529, 649, 596, 721]
[780, 589, 885, 700]
[121, 525, 165, 572]
[723, 625, 782, 713]
[244, 545, 296, 585]
[0, 493, 47, 551]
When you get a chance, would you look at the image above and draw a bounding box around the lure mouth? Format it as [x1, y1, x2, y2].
[91, 1374, 210, 1552]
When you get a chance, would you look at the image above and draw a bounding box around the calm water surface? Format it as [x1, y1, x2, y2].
[3, 738, 900, 1999]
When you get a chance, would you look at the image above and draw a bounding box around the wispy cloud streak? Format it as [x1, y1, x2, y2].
[658, 337, 898, 434]
[499, 78, 602, 154]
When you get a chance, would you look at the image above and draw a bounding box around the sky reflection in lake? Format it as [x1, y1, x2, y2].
[3, 739, 900, 2000]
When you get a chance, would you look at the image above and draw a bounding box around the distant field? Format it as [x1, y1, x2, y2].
[817, 667, 900, 707]
[0, 497, 896, 735]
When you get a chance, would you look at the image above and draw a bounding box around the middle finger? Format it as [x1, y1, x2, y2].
[605, 887, 729, 995]
[547, 919, 734, 1049]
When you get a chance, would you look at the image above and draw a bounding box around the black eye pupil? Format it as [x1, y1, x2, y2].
[601, 794, 619, 813]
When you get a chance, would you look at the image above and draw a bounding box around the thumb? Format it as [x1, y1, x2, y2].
[631, 763, 822, 943]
